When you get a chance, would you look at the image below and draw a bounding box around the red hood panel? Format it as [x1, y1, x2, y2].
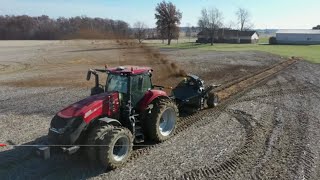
[58, 92, 115, 119]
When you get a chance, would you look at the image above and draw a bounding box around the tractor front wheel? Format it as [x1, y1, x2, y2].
[145, 99, 179, 142]
[99, 127, 133, 169]
[86, 125, 113, 162]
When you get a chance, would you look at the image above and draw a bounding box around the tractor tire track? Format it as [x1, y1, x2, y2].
[169, 110, 257, 180]
[258, 75, 314, 180]
[248, 79, 287, 179]
[230, 73, 315, 179]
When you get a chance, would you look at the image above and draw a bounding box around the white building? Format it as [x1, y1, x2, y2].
[276, 29, 320, 45]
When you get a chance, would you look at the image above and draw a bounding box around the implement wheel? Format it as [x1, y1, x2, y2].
[207, 93, 219, 108]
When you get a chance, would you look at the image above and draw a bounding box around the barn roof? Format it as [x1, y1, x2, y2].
[198, 29, 257, 37]
[220, 30, 257, 36]
[276, 29, 320, 34]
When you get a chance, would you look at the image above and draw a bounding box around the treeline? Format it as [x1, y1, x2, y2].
[313, 25, 320, 30]
[0, 15, 130, 40]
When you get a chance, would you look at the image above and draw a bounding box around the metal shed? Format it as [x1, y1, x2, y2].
[276, 29, 320, 45]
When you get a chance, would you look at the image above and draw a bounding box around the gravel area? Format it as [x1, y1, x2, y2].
[0, 40, 319, 179]
[98, 112, 244, 179]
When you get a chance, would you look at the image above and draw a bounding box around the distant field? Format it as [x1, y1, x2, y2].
[147, 38, 320, 63]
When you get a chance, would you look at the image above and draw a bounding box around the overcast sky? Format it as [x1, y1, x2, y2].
[0, 0, 318, 29]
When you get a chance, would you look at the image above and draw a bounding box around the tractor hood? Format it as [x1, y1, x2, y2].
[57, 92, 119, 123]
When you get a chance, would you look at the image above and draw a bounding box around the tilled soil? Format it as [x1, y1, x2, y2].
[1, 40, 319, 179]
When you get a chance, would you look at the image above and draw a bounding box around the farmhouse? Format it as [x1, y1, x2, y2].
[196, 29, 259, 44]
[276, 30, 320, 45]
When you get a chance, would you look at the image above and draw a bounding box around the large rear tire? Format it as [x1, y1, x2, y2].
[86, 125, 113, 162]
[145, 99, 179, 142]
[99, 127, 133, 169]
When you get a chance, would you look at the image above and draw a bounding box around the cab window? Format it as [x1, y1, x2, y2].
[106, 74, 128, 94]
[131, 74, 152, 106]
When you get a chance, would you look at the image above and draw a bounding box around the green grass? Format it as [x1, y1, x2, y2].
[259, 37, 270, 44]
[152, 41, 320, 63]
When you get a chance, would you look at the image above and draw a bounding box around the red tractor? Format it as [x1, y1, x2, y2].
[46, 65, 219, 169]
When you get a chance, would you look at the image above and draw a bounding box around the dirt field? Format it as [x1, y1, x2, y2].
[0, 40, 319, 179]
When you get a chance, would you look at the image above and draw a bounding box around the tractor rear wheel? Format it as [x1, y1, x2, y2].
[145, 99, 178, 142]
[99, 127, 133, 169]
[207, 93, 219, 108]
[86, 125, 113, 162]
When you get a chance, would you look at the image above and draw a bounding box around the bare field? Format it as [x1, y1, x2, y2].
[0, 40, 319, 179]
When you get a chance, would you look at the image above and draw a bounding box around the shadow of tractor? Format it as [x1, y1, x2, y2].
[0, 136, 105, 180]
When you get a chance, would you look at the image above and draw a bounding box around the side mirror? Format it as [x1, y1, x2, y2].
[86, 71, 91, 81]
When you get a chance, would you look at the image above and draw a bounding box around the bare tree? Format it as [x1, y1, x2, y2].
[155, 1, 182, 45]
[198, 8, 223, 45]
[236, 8, 253, 31]
[226, 20, 236, 29]
[133, 21, 147, 43]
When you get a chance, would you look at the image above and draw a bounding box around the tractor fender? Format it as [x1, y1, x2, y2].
[139, 90, 169, 111]
[98, 117, 122, 126]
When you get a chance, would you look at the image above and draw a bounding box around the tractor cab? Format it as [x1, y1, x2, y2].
[105, 66, 153, 107]
[87, 66, 154, 108]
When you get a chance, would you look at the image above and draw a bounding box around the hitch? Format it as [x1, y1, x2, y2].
[62, 146, 80, 155]
[36, 145, 80, 159]
[153, 85, 172, 90]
